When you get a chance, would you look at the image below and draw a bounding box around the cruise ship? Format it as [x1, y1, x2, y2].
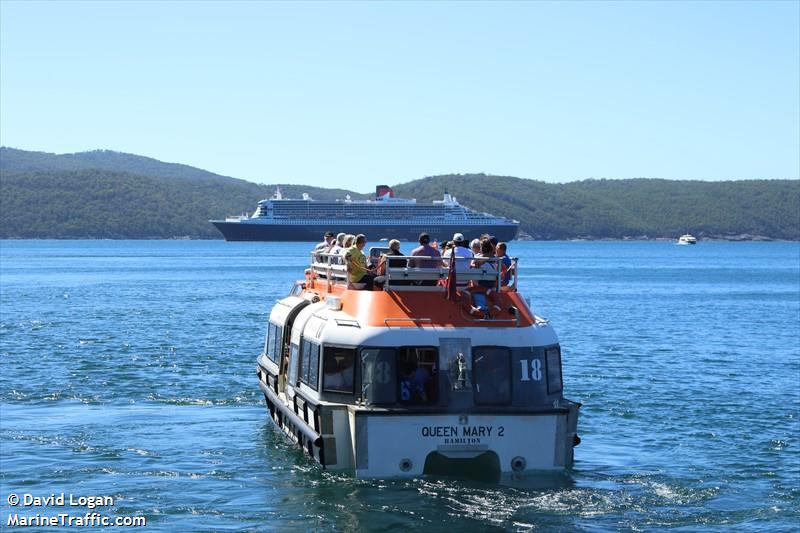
[211, 186, 519, 242]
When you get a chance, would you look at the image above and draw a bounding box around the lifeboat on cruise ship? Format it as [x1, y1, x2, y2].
[255, 249, 581, 482]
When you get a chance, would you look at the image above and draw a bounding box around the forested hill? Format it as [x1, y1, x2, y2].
[0, 147, 367, 200]
[1, 147, 797, 240]
[0, 147, 240, 183]
[392, 175, 800, 240]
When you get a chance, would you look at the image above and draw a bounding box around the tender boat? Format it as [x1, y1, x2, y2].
[677, 234, 698, 245]
[255, 248, 580, 482]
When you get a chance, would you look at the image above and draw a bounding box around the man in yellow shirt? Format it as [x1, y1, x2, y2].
[346, 234, 377, 290]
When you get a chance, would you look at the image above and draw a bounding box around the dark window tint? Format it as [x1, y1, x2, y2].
[323, 347, 355, 394]
[300, 339, 312, 385]
[268, 324, 282, 364]
[308, 343, 320, 390]
[546, 346, 562, 395]
[361, 348, 397, 405]
[473, 347, 511, 405]
[397, 347, 438, 405]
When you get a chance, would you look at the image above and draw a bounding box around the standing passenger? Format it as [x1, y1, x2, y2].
[496, 242, 514, 286]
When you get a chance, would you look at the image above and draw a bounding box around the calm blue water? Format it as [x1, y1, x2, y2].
[1, 240, 798, 531]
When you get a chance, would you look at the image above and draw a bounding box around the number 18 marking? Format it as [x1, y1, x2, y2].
[520, 359, 542, 381]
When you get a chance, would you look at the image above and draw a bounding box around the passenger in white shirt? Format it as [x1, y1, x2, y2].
[442, 232, 474, 275]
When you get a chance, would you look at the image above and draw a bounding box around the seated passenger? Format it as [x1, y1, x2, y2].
[410, 233, 441, 268]
[337, 234, 355, 264]
[471, 238, 499, 289]
[314, 231, 335, 263]
[374, 239, 409, 289]
[328, 232, 347, 256]
[459, 285, 503, 319]
[399, 362, 429, 403]
[324, 357, 353, 392]
[346, 234, 377, 290]
[459, 240, 503, 318]
[410, 233, 441, 286]
[470, 238, 481, 256]
[442, 233, 473, 282]
[315, 231, 335, 251]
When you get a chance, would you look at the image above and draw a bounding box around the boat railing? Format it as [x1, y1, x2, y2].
[384, 256, 505, 292]
[309, 252, 518, 293]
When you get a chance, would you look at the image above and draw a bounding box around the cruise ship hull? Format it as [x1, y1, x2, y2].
[211, 221, 519, 242]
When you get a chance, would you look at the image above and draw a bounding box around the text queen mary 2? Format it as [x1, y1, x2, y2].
[211, 186, 519, 242]
[255, 241, 581, 482]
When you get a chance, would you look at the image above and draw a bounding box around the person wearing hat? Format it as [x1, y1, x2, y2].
[315, 231, 336, 252]
[442, 232, 474, 277]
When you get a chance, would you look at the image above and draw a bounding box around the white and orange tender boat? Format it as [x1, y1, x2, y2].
[256, 248, 581, 482]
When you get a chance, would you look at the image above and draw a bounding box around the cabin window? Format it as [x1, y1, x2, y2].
[264, 323, 275, 361]
[288, 343, 299, 386]
[308, 343, 320, 390]
[472, 347, 511, 405]
[266, 324, 281, 363]
[299, 339, 320, 390]
[300, 340, 311, 384]
[397, 347, 438, 405]
[323, 347, 355, 394]
[360, 348, 397, 405]
[545, 346, 563, 395]
[275, 326, 283, 363]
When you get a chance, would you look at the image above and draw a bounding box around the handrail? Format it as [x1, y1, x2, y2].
[309, 252, 349, 290]
[511, 257, 519, 292]
[384, 255, 504, 291]
[308, 251, 517, 293]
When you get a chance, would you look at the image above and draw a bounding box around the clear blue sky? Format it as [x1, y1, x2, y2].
[1, 1, 798, 191]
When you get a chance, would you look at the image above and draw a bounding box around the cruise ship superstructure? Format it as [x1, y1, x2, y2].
[211, 186, 519, 242]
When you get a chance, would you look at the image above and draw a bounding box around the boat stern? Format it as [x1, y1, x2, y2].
[350, 405, 580, 481]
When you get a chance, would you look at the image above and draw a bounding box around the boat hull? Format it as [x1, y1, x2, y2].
[211, 221, 518, 242]
[258, 377, 579, 481]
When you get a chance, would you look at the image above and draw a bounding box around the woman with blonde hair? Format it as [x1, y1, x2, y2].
[374, 239, 407, 289]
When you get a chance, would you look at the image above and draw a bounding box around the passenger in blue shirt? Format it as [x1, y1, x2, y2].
[496, 242, 513, 286]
